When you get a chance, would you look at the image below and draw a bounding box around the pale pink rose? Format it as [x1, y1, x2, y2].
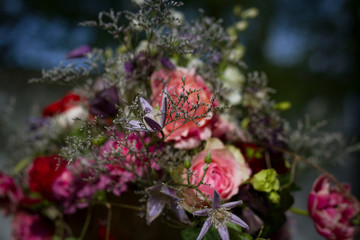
[0, 171, 24, 215]
[308, 174, 360, 240]
[211, 115, 246, 143]
[151, 67, 214, 149]
[12, 211, 54, 240]
[185, 138, 251, 207]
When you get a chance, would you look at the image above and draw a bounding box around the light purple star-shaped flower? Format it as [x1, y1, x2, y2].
[193, 190, 249, 240]
[127, 86, 168, 132]
[146, 184, 190, 225]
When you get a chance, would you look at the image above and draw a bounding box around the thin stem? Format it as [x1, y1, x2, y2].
[254, 142, 360, 207]
[93, 201, 143, 211]
[106, 203, 112, 240]
[264, 150, 272, 169]
[281, 157, 298, 190]
[290, 207, 309, 216]
[79, 204, 92, 240]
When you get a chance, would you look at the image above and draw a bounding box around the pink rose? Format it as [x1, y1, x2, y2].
[308, 174, 360, 240]
[12, 211, 54, 240]
[151, 67, 214, 149]
[0, 172, 24, 215]
[211, 115, 246, 143]
[185, 138, 251, 207]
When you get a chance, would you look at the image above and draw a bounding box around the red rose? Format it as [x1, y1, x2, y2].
[28, 155, 67, 201]
[42, 93, 81, 117]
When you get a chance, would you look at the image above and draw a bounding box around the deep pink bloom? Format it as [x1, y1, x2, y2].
[11, 211, 54, 240]
[54, 158, 100, 214]
[100, 133, 160, 175]
[0, 172, 24, 215]
[308, 174, 360, 240]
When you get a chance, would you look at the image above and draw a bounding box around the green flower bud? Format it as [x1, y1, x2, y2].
[268, 191, 280, 204]
[233, 5, 242, 17]
[241, 8, 259, 19]
[204, 151, 212, 164]
[273, 101, 292, 111]
[92, 135, 107, 146]
[184, 157, 191, 169]
[235, 21, 249, 31]
[251, 169, 280, 193]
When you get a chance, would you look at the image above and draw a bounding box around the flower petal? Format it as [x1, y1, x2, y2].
[66, 45, 91, 59]
[144, 115, 162, 131]
[212, 190, 221, 209]
[197, 218, 212, 240]
[126, 120, 148, 132]
[160, 86, 168, 126]
[221, 200, 242, 209]
[193, 208, 211, 216]
[170, 201, 191, 224]
[146, 196, 165, 225]
[160, 185, 177, 199]
[140, 97, 153, 114]
[230, 213, 249, 229]
[217, 224, 229, 240]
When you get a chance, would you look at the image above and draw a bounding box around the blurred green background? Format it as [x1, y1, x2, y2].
[0, 0, 359, 239]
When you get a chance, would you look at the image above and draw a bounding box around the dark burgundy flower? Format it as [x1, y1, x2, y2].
[237, 142, 288, 175]
[89, 86, 120, 118]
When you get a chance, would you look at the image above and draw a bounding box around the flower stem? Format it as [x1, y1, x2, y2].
[289, 207, 309, 216]
[106, 203, 112, 240]
[79, 204, 92, 240]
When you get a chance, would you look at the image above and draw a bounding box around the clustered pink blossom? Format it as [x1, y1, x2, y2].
[308, 174, 360, 240]
[0, 172, 24, 215]
[11, 211, 54, 240]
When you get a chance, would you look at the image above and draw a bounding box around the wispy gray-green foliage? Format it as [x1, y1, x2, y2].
[286, 117, 355, 164]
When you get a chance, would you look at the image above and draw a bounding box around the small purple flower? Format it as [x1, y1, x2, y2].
[146, 184, 191, 225]
[66, 45, 92, 59]
[160, 57, 175, 70]
[193, 190, 249, 240]
[124, 61, 134, 73]
[127, 86, 168, 132]
[89, 86, 120, 118]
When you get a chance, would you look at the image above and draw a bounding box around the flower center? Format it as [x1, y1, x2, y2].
[209, 207, 231, 229]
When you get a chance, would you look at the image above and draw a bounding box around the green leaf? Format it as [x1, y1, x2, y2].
[182, 226, 220, 240]
[13, 157, 31, 174]
[227, 222, 253, 240]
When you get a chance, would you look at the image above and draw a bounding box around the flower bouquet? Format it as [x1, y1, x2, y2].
[1, 1, 360, 240]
